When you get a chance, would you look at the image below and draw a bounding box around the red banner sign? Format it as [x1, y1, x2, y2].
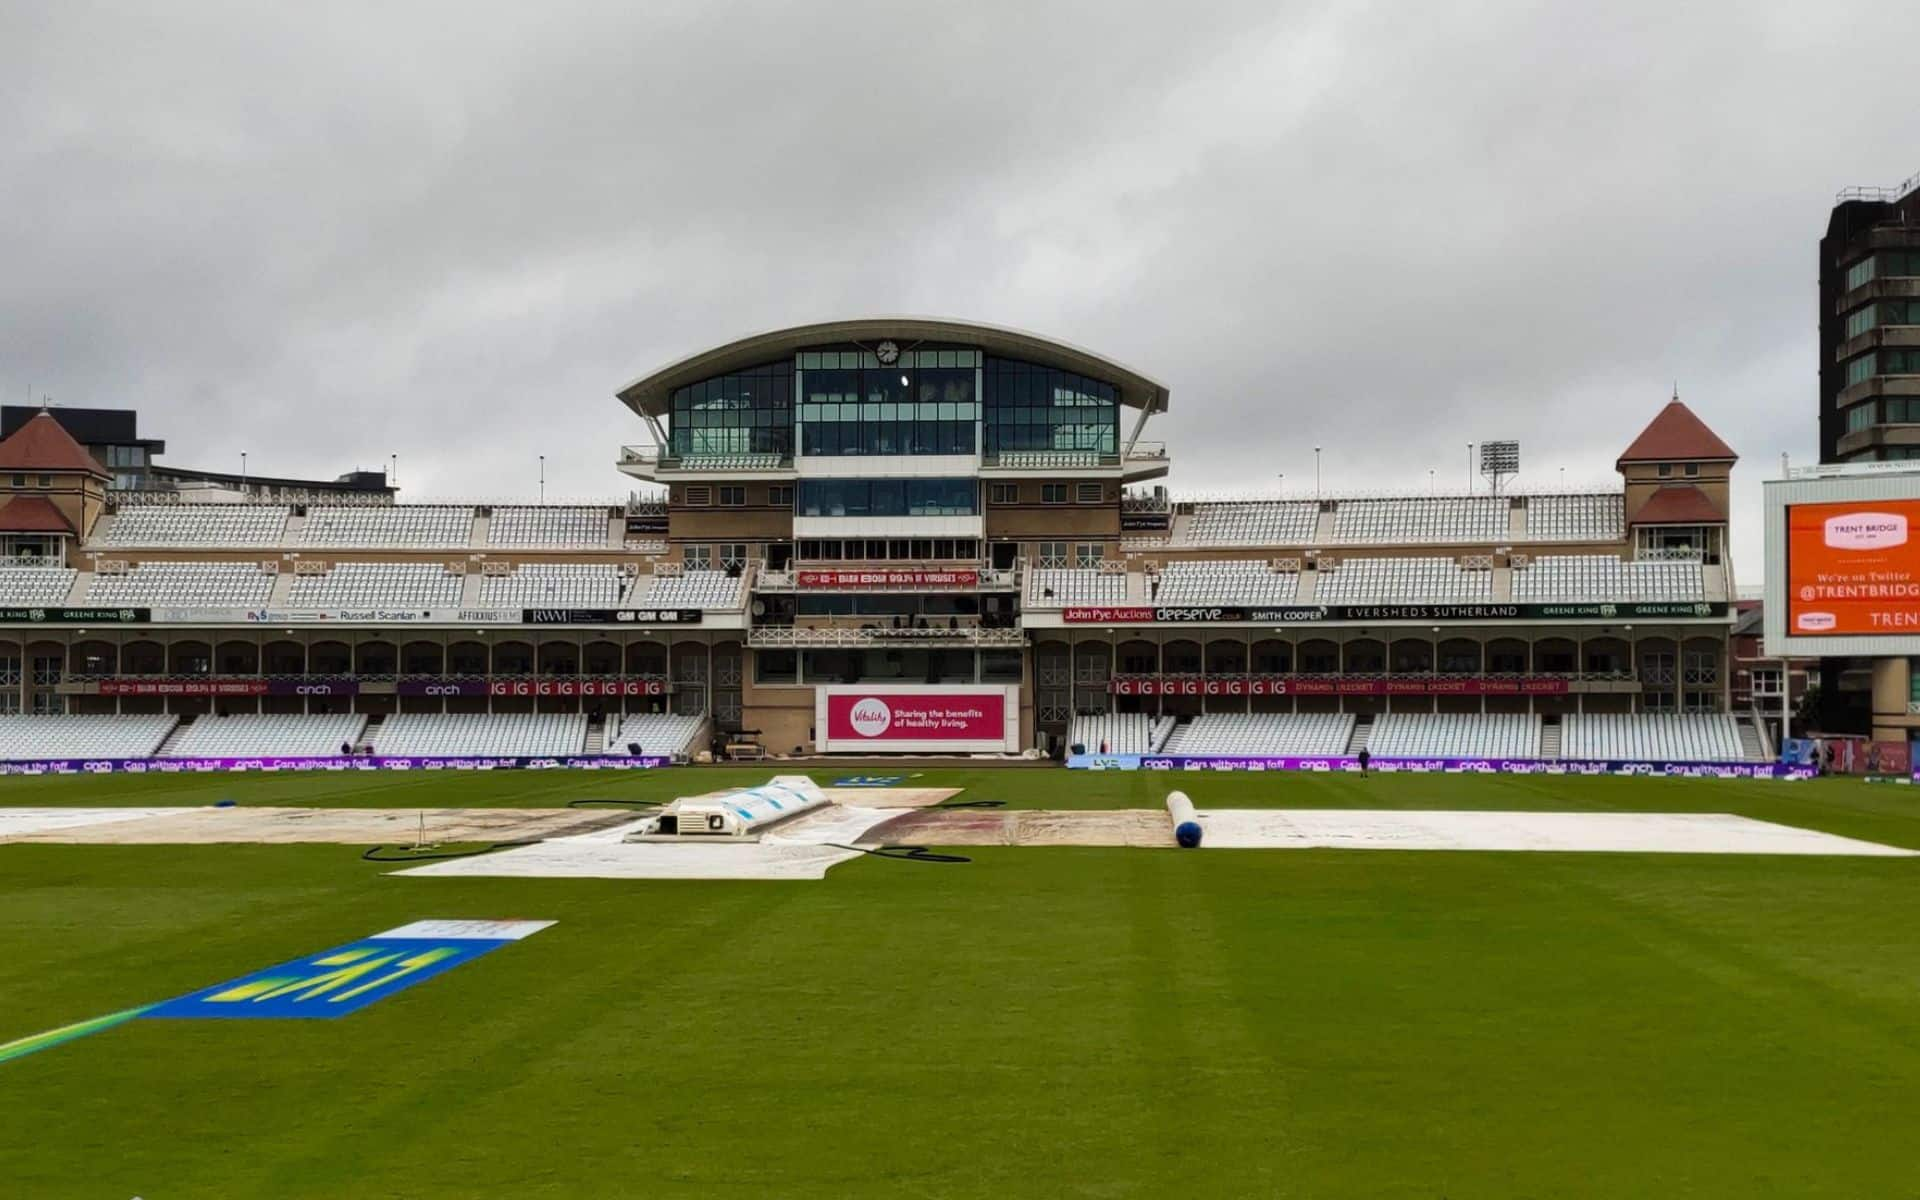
[95, 677, 669, 698]
[485, 679, 667, 697]
[822, 689, 1006, 743]
[1109, 677, 1287, 696]
[98, 679, 270, 697]
[797, 569, 979, 588]
[1107, 675, 1571, 696]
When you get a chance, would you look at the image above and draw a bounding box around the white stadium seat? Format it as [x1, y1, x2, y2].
[100, 505, 290, 546]
[0, 566, 76, 605]
[477, 564, 626, 608]
[1330, 497, 1508, 544]
[0, 714, 178, 760]
[1067, 712, 1176, 754]
[487, 507, 611, 547]
[1162, 712, 1355, 756]
[1368, 713, 1541, 758]
[1314, 558, 1491, 605]
[1029, 569, 1125, 606]
[1183, 501, 1320, 545]
[1525, 494, 1624, 541]
[86, 561, 275, 607]
[1560, 713, 1749, 762]
[369, 713, 588, 756]
[604, 712, 706, 756]
[301, 506, 474, 547]
[632, 570, 744, 609]
[1152, 561, 1298, 606]
[1512, 555, 1705, 603]
[288, 562, 463, 608]
[163, 713, 369, 758]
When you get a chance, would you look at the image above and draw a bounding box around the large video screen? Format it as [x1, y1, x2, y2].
[1786, 499, 1920, 635]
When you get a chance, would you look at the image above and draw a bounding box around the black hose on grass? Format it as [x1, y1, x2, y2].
[935, 799, 1005, 809]
[827, 842, 971, 865]
[360, 840, 540, 863]
[565, 798, 664, 810]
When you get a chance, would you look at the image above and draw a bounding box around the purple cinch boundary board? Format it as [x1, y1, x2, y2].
[1067, 753, 1823, 780]
[0, 754, 673, 776]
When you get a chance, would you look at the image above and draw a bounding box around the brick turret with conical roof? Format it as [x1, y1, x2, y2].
[1616, 392, 1737, 541]
[0, 411, 112, 554]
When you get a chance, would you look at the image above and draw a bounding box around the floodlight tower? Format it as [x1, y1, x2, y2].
[1479, 439, 1519, 496]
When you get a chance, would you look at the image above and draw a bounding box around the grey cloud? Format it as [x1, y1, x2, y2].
[3, 0, 1916, 574]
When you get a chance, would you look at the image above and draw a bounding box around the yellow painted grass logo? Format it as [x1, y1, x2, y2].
[197, 944, 463, 1008]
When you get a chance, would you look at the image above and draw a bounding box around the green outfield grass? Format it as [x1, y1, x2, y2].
[4, 768, 1919, 1197]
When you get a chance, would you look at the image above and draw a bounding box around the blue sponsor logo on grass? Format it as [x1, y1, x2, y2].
[144, 938, 500, 1019]
[143, 920, 553, 1021]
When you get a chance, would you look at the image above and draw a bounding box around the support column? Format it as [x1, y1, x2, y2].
[1625, 628, 1637, 717]
[1337, 633, 1348, 716]
[1477, 635, 1486, 715]
[1672, 629, 1684, 713]
[1244, 629, 1253, 715]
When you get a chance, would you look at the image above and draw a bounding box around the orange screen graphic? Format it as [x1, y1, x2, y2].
[1786, 499, 1920, 635]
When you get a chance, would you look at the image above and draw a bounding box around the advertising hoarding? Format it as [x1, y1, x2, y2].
[795, 569, 979, 588]
[1784, 498, 1920, 636]
[813, 684, 1020, 753]
[1104, 675, 1571, 696]
[1060, 602, 1722, 624]
[1766, 470, 1920, 657]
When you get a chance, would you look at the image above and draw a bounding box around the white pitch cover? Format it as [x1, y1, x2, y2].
[373, 919, 557, 940]
[1193, 809, 1918, 856]
[0, 807, 192, 839]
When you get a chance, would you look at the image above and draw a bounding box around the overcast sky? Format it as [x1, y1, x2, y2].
[4, 1, 1917, 581]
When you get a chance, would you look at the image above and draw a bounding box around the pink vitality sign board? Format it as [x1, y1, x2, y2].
[814, 685, 1020, 753]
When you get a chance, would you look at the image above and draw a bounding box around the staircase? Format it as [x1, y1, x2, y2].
[1344, 715, 1374, 755]
[1539, 716, 1563, 760]
[1160, 715, 1195, 755]
[586, 713, 607, 752]
[356, 713, 385, 753]
[152, 715, 196, 757]
[1147, 715, 1178, 754]
[1735, 715, 1767, 763]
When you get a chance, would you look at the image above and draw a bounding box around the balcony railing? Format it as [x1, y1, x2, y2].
[747, 625, 1026, 648]
[619, 447, 793, 472]
[754, 561, 1021, 591]
[977, 442, 1168, 471]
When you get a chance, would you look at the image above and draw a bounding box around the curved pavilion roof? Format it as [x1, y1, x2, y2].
[615, 316, 1170, 419]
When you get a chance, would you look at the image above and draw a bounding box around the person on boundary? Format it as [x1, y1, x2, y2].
[1357, 746, 1371, 775]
